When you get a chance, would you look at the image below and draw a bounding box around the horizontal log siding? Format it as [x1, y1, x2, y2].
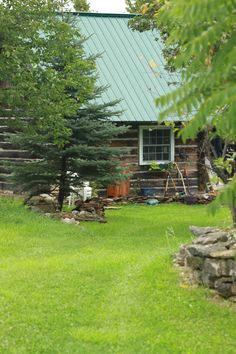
[0, 120, 201, 195]
[110, 123, 200, 196]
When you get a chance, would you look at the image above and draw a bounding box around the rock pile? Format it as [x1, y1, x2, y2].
[26, 194, 59, 213]
[175, 226, 236, 301]
[73, 199, 106, 222]
[26, 195, 106, 223]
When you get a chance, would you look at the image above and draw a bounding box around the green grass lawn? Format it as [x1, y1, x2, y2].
[0, 198, 235, 354]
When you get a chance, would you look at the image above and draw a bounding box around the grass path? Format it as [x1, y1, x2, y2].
[0, 198, 235, 353]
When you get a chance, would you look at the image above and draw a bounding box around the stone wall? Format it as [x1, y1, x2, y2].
[175, 226, 236, 301]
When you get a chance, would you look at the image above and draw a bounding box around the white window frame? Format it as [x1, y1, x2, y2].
[139, 125, 175, 165]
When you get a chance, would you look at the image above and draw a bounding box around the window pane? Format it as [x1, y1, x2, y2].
[163, 146, 169, 153]
[141, 128, 172, 163]
[164, 129, 170, 135]
[164, 137, 170, 144]
[151, 136, 156, 144]
[163, 153, 170, 160]
[156, 130, 163, 137]
[143, 130, 149, 145]
[149, 146, 155, 153]
[149, 153, 155, 160]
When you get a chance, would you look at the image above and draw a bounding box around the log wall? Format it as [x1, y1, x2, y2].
[0, 120, 202, 196]
[108, 123, 201, 196]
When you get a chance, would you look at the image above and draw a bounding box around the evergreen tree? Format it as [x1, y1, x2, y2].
[12, 86, 128, 210]
[1, 3, 128, 210]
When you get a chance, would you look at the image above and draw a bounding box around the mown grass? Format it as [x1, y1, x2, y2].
[0, 197, 235, 354]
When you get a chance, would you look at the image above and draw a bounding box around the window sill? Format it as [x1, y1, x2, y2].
[139, 160, 173, 166]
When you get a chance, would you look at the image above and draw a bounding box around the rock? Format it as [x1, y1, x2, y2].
[200, 273, 217, 289]
[228, 296, 236, 303]
[203, 259, 229, 277]
[227, 260, 236, 276]
[79, 210, 86, 216]
[174, 245, 191, 266]
[39, 194, 55, 201]
[27, 194, 59, 213]
[72, 210, 79, 215]
[214, 278, 235, 298]
[209, 249, 236, 259]
[193, 232, 229, 245]
[62, 217, 78, 224]
[225, 240, 236, 249]
[186, 256, 204, 270]
[187, 243, 227, 258]
[189, 226, 220, 237]
[232, 283, 236, 295]
[30, 206, 42, 213]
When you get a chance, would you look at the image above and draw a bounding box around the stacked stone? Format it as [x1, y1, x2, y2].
[73, 199, 106, 223]
[175, 226, 236, 301]
[26, 194, 59, 213]
[26, 195, 106, 223]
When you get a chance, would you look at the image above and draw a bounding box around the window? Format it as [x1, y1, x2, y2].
[139, 126, 174, 165]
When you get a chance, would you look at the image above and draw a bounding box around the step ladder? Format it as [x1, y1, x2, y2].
[164, 162, 188, 197]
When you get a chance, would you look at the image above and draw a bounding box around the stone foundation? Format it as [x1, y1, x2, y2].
[175, 226, 236, 301]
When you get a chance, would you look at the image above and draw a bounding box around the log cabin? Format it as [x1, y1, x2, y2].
[0, 12, 205, 196]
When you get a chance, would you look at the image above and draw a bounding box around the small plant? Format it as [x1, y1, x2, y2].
[149, 161, 174, 172]
[214, 154, 236, 176]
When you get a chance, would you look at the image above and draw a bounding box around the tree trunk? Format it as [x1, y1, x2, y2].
[58, 156, 67, 211]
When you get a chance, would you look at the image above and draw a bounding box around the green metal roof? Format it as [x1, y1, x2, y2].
[74, 13, 179, 122]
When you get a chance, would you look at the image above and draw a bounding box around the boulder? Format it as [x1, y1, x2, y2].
[214, 278, 236, 298]
[200, 273, 217, 289]
[187, 243, 228, 258]
[203, 259, 229, 277]
[27, 194, 59, 213]
[193, 232, 228, 245]
[209, 249, 236, 259]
